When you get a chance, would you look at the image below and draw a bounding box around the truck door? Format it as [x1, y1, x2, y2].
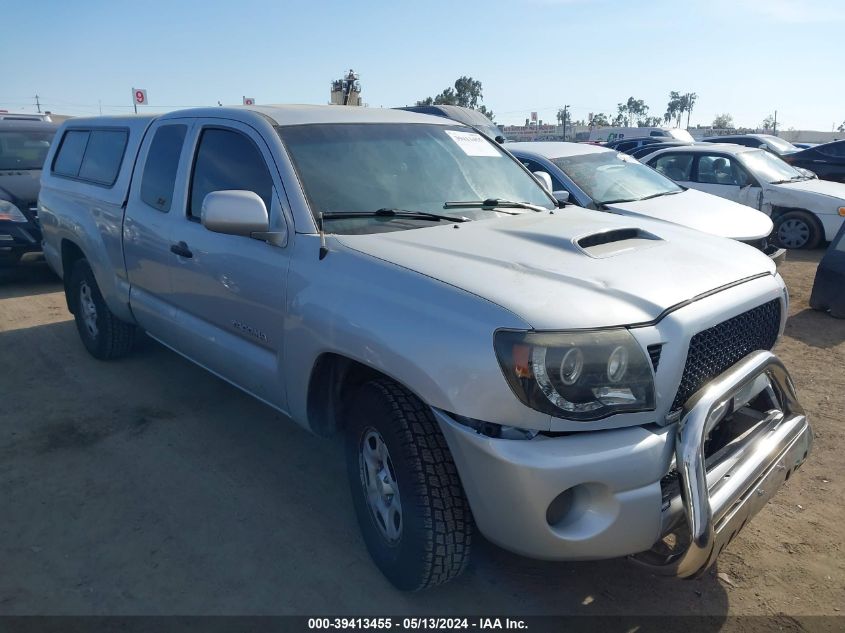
[124, 120, 193, 337]
[166, 119, 292, 412]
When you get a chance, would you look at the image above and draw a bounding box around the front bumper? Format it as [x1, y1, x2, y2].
[436, 350, 811, 573]
[633, 350, 811, 577]
[0, 220, 43, 266]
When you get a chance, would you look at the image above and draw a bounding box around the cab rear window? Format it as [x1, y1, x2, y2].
[52, 128, 128, 186]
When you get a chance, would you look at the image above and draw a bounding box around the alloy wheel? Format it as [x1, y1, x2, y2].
[359, 428, 402, 544]
[79, 281, 99, 339]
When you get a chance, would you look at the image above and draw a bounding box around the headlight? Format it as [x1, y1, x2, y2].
[0, 200, 28, 223]
[494, 329, 655, 421]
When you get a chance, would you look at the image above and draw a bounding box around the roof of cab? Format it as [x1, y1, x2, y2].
[60, 114, 158, 132]
[159, 104, 457, 127]
[647, 143, 756, 156]
[505, 141, 612, 159]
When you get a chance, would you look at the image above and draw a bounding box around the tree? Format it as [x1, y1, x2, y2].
[664, 91, 683, 126]
[838, 121, 845, 133]
[556, 108, 566, 125]
[665, 91, 697, 128]
[640, 116, 663, 127]
[616, 96, 649, 127]
[713, 113, 734, 129]
[416, 76, 493, 120]
[684, 92, 697, 127]
[477, 104, 495, 121]
[761, 115, 775, 131]
[590, 113, 610, 127]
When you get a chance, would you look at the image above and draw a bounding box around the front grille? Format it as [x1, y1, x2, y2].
[671, 299, 781, 410]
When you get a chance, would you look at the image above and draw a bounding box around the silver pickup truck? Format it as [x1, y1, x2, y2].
[39, 105, 812, 590]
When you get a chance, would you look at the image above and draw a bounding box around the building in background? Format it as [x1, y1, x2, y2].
[330, 69, 363, 106]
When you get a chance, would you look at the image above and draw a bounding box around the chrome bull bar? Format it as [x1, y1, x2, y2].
[633, 350, 813, 577]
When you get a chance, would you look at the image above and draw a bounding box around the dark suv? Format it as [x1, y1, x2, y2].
[0, 120, 58, 265]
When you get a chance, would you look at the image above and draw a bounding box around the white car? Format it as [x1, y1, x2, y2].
[507, 142, 779, 258]
[641, 144, 845, 249]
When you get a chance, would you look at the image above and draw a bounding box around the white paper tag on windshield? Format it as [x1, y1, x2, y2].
[444, 130, 501, 157]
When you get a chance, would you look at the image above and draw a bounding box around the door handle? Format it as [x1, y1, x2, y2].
[170, 241, 193, 258]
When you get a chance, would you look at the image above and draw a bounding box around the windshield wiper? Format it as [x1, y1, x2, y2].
[602, 190, 682, 206]
[442, 198, 549, 213]
[637, 190, 683, 201]
[769, 177, 802, 184]
[321, 208, 470, 223]
[599, 197, 638, 205]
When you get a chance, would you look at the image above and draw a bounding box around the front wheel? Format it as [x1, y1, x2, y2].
[344, 378, 473, 591]
[773, 210, 822, 249]
[69, 259, 136, 360]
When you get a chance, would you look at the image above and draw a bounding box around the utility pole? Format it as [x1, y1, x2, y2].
[562, 104, 569, 141]
[773, 110, 778, 135]
[35, 94, 41, 113]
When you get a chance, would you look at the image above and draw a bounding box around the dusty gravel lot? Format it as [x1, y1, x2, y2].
[0, 253, 843, 621]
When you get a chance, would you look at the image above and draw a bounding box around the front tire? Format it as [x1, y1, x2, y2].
[344, 378, 473, 591]
[774, 210, 822, 249]
[69, 259, 136, 360]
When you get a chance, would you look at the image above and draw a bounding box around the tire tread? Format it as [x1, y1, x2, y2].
[364, 378, 473, 590]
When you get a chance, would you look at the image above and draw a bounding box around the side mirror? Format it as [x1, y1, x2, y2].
[552, 190, 571, 206]
[533, 170, 553, 192]
[201, 190, 270, 237]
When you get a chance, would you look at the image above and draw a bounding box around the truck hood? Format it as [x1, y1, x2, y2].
[605, 188, 773, 240]
[768, 178, 845, 206]
[334, 208, 776, 329]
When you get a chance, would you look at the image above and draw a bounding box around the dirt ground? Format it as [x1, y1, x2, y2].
[0, 252, 843, 621]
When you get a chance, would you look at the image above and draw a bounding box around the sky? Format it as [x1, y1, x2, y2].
[2, 0, 844, 131]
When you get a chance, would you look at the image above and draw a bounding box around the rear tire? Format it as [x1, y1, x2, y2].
[773, 210, 822, 249]
[69, 259, 136, 360]
[344, 378, 473, 591]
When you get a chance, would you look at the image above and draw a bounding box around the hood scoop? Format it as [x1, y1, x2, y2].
[576, 227, 662, 258]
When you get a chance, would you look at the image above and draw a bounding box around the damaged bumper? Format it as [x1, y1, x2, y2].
[633, 350, 812, 577]
[436, 350, 811, 573]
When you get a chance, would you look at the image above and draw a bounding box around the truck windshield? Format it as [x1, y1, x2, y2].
[551, 151, 683, 205]
[277, 123, 553, 232]
[0, 130, 55, 170]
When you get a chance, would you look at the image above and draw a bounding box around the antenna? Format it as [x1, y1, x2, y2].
[318, 212, 329, 260]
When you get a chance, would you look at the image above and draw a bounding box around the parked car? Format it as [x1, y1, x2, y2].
[506, 142, 781, 260]
[810, 219, 845, 318]
[589, 126, 694, 143]
[0, 111, 53, 122]
[641, 144, 845, 249]
[604, 137, 687, 155]
[702, 134, 800, 157]
[396, 104, 504, 143]
[629, 141, 692, 159]
[40, 106, 811, 590]
[0, 120, 58, 265]
[793, 142, 818, 150]
[782, 140, 845, 183]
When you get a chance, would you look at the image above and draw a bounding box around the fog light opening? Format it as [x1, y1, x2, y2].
[546, 488, 576, 527]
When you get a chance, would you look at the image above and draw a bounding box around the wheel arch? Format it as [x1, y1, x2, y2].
[60, 239, 87, 314]
[306, 353, 423, 438]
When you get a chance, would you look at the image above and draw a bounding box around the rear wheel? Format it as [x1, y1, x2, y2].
[344, 378, 473, 591]
[774, 210, 822, 249]
[69, 259, 136, 360]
